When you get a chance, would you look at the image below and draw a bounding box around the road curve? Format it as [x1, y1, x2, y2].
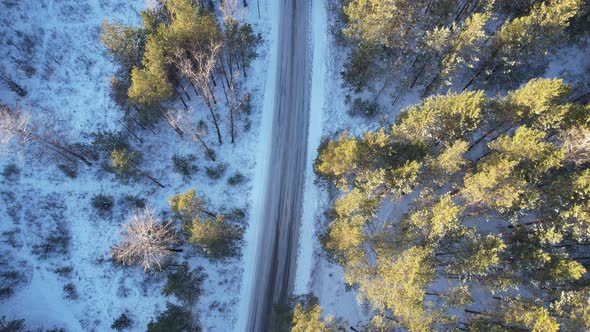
[245, 0, 311, 330]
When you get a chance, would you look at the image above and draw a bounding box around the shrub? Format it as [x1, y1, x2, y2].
[225, 208, 246, 223]
[1, 164, 19, 181]
[0, 316, 26, 332]
[147, 303, 198, 332]
[57, 164, 78, 179]
[205, 163, 227, 180]
[32, 229, 70, 259]
[91, 194, 114, 214]
[121, 195, 146, 209]
[205, 148, 216, 161]
[54, 266, 73, 278]
[0, 269, 27, 300]
[110, 148, 142, 180]
[227, 172, 246, 186]
[111, 313, 132, 331]
[349, 97, 379, 117]
[162, 265, 206, 305]
[91, 131, 129, 154]
[172, 154, 198, 181]
[63, 283, 78, 300]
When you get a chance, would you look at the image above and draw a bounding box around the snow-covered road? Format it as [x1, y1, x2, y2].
[238, 0, 312, 330]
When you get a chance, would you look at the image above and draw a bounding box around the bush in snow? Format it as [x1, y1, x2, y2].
[111, 313, 133, 331]
[0, 316, 25, 331]
[227, 172, 246, 185]
[1, 164, 19, 181]
[225, 207, 246, 223]
[31, 227, 70, 259]
[172, 154, 198, 181]
[205, 163, 227, 180]
[349, 97, 380, 118]
[121, 195, 146, 209]
[162, 264, 206, 305]
[91, 194, 114, 215]
[53, 266, 73, 278]
[91, 131, 129, 155]
[63, 282, 78, 300]
[0, 270, 26, 300]
[57, 164, 78, 179]
[147, 303, 198, 332]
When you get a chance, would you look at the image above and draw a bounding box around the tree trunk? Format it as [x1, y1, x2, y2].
[174, 87, 188, 109]
[207, 82, 217, 105]
[193, 130, 216, 161]
[409, 62, 427, 89]
[136, 168, 165, 188]
[206, 103, 223, 145]
[190, 81, 199, 96]
[230, 106, 236, 144]
[119, 120, 143, 144]
[198, 207, 217, 218]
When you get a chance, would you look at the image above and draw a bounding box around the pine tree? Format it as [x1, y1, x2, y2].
[503, 78, 573, 128]
[445, 233, 506, 278]
[188, 214, 242, 258]
[393, 91, 485, 145]
[315, 131, 360, 187]
[425, 139, 469, 186]
[462, 156, 528, 211]
[489, 126, 565, 175]
[343, 0, 434, 50]
[128, 65, 174, 106]
[466, 0, 583, 90]
[427, 12, 491, 93]
[147, 303, 198, 332]
[100, 21, 144, 73]
[408, 194, 463, 242]
[552, 288, 590, 331]
[504, 301, 560, 332]
[356, 246, 436, 332]
[111, 148, 165, 188]
[168, 188, 215, 226]
[292, 302, 338, 332]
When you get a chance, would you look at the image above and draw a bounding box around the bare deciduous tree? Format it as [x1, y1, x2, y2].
[163, 108, 185, 137]
[191, 120, 216, 161]
[221, 0, 246, 21]
[111, 207, 179, 271]
[0, 104, 92, 166]
[0, 104, 30, 146]
[175, 43, 224, 144]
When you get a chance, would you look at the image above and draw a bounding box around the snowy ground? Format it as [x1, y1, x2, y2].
[0, 0, 273, 330]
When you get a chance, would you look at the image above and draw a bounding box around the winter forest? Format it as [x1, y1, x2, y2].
[1, 0, 590, 331]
